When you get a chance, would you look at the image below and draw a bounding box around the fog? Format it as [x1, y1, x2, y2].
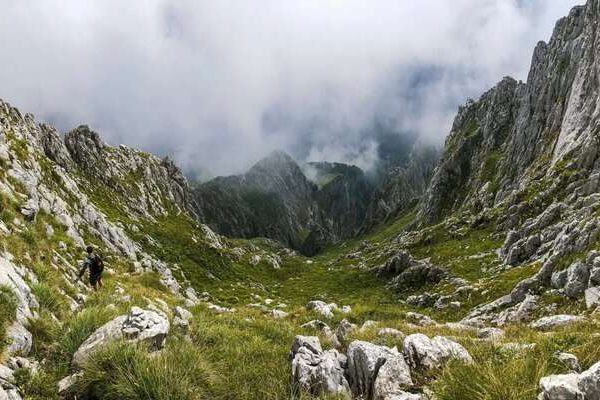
[0, 0, 581, 178]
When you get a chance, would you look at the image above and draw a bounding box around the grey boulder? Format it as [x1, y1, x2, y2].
[72, 307, 169, 368]
[530, 315, 586, 332]
[290, 336, 350, 398]
[346, 340, 412, 400]
[403, 334, 473, 371]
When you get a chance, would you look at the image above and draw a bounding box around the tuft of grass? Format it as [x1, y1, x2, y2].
[53, 306, 117, 370]
[190, 308, 297, 399]
[433, 321, 600, 400]
[0, 285, 17, 354]
[31, 283, 67, 315]
[71, 339, 216, 400]
[14, 367, 59, 400]
[27, 310, 62, 360]
[136, 271, 168, 293]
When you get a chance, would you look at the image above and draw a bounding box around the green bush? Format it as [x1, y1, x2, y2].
[72, 339, 215, 400]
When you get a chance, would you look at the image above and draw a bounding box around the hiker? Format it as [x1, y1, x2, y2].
[78, 246, 104, 290]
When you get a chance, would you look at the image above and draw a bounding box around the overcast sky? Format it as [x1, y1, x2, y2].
[0, 0, 582, 177]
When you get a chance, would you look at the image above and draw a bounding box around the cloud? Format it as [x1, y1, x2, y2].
[0, 0, 581, 177]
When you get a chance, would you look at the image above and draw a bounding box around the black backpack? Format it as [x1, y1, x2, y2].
[90, 254, 104, 274]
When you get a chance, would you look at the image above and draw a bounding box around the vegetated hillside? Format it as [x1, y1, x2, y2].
[4, 2, 600, 400]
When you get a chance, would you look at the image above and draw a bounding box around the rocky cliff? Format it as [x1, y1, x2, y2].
[421, 4, 589, 224]
[193, 151, 319, 251]
[364, 145, 439, 231]
[394, 0, 600, 334]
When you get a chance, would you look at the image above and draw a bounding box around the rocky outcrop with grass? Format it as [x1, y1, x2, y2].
[290, 333, 472, 399]
[0, 97, 239, 399]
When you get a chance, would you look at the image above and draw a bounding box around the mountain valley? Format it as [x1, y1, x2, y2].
[3, 2, 600, 400]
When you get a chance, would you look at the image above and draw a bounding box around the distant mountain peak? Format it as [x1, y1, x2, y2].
[250, 150, 298, 172]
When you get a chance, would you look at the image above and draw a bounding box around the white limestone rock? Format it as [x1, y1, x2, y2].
[346, 340, 412, 400]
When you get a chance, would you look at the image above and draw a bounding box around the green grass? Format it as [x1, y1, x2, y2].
[71, 340, 216, 400]
[54, 306, 118, 370]
[31, 282, 67, 315]
[7, 116, 596, 400]
[433, 321, 600, 400]
[409, 224, 503, 281]
[0, 285, 17, 355]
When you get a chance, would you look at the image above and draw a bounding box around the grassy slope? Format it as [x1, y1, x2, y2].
[2, 148, 597, 400]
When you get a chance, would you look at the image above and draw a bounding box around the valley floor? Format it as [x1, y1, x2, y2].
[6, 207, 596, 400]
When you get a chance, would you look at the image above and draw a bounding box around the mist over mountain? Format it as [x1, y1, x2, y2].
[0, 0, 580, 178]
[6, 2, 600, 400]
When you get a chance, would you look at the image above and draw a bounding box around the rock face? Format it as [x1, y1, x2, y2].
[402, 334, 473, 371]
[362, 145, 439, 231]
[194, 151, 318, 252]
[290, 336, 350, 398]
[417, 1, 600, 326]
[0, 255, 37, 357]
[346, 340, 413, 400]
[0, 100, 195, 294]
[72, 307, 169, 368]
[420, 76, 521, 223]
[193, 152, 378, 255]
[539, 361, 600, 399]
[64, 125, 193, 219]
[417, 1, 600, 227]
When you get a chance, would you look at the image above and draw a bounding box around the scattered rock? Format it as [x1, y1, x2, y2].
[207, 303, 233, 314]
[530, 315, 586, 332]
[499, 342, 537, 353]
[539, 373, 582, 400]
[554, 352, 581, 372]
[336, 319, 357, 341]
[539, 361, 600, 399]
[564, 262, 590, 298]
[57, 372, 84, 396]
[477, 327, 505, 341]
[405, 312, 437, 326]
[377, 328, 404, 339]
[585, 286, 600, 309]
[174, 306, 193, 321]
[306, 301, 337, 319]
[270, 309, 288, 319]
[6, 322, 32, 356]
[360, 320, 378, 331]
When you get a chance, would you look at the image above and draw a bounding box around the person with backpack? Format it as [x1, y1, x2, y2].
[78, 246, 104, 290]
